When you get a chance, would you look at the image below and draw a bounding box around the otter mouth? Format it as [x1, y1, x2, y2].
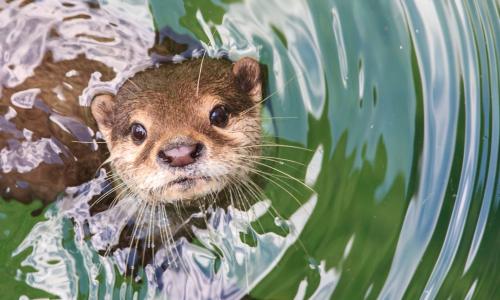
[167, 176, 210, 188]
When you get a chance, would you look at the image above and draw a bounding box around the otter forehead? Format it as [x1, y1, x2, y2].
[115, 92, 234, 125]
[117, 59, 242, 98]
[115, 60, 254, 116]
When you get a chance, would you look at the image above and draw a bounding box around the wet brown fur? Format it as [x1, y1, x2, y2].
[94, 57, 263, 204]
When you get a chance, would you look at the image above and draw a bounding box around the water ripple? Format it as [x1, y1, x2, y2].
[1, 0, 499, 298]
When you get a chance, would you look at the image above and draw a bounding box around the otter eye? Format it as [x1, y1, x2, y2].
[209, 105, 229, 128]
[130, 123, 147, 144]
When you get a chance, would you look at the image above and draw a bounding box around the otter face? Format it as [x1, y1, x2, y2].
[91, 57, 262, 204]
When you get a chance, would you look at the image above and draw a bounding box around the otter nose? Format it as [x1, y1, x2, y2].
[158, 143, 204, 167]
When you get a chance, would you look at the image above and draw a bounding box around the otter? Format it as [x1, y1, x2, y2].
[91, 56, 263, 206]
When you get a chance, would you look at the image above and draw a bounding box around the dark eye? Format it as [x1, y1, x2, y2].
[130, 123, 147, 144]
[209, 105, 229, 128]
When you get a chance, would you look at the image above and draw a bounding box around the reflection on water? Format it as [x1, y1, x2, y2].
[1, 0, 499, 299]
[14, 168, 321, 299]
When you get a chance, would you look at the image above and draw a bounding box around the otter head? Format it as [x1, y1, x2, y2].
[91, 57, 262, 204]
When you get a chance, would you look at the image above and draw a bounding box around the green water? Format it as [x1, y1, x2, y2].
[152, 0, 499, 298]
[1, 0, 499, 298]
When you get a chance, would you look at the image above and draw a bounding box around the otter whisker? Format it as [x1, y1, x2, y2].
[151, 199, 160, 267]
[237, 174, 313, 260]
[125, 200, 148, 278]
[151, 200, 157, 268]
[239, 74, 298, 116]
[222, 174, 262, 233]
[249, 159, 315, 193]
[239, 206, 251, 291]
[156, 209, 168, 256]
[128, 198, 149, 291]
[158, 204, 175, 267]
[231, 177, 254, 213]
[89, 180, 128, 209]
[243, 178, 279, 216]
[197, 201, 213, 243]
[236, 154, 305, 166]
[260, 116, 299, 121]
[244, 164, 303, 192]
[235, 144, 313, 152]
[238, 178, 294, 239]
[199, 199, 209, 221]
[128, 224, 142, 293]
[224, 129, 261, 135]
[227, 178, 254, 287]
[141, 202, 153, 271]
[101, 167, 121, 179]
[246, 169, 306, 212]
[101, 171, 121, 182]
[233, 178, 265, 233]
[92, 171, 128, 197]
[245, 159, 303, 174]
[160, 210, 175, 268]
[156, 185, 194, 274]
[223, 177, 244, 214]
[94, 188, 139, 277]
[161, 204, 189, 273]
[225, 177, 261, 291]
[248, 167, 304, 198]
[152, 190, 169, 244]
[240, 179, 269, 222]
[239, 159, 308, 191]
[126, 78, 142, 92]
[71, 140, 108, 144]
[106, 185, 133, 213]
[196, 50, 206, 98]
[235, 156, 302, 182]
[173, 200, 182, 223]
[225, 181, 236, 210]
[243, 177, 312, 258]
[91, 156, 114, 173]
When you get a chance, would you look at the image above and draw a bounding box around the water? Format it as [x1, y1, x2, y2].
[0, 0, 499, 299]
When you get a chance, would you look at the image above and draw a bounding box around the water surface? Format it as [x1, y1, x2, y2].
[0, 0, 499, 299]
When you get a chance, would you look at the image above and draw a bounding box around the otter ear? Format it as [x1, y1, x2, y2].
[233, 57, 262, 103]
[91, 94, 115, 142]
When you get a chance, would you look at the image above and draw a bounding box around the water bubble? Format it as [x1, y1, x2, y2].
[308, 257, 319, 270]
